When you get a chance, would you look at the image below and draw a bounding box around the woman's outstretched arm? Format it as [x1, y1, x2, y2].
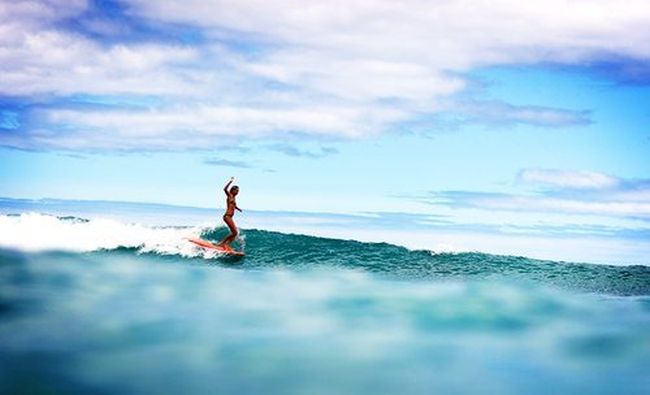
[223, 177, 234, 195]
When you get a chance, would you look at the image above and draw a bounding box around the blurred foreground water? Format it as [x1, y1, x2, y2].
[0, 214, 649, 394]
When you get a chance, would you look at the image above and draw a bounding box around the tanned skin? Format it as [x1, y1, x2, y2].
[217, 177, 242, 250]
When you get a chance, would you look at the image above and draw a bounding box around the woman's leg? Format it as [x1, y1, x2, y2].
[218, 216, 238, 247]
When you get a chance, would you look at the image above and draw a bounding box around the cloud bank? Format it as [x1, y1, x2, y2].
[2, 0, 650, 149]
[518, 169, 621, 190]
[426, 169, 650, 219]
[203, 158, 252, 168]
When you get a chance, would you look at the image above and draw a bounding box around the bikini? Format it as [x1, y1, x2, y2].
[224, 197, 235, 219]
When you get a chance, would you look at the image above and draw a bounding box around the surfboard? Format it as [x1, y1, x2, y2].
[186, 237, 245, 256]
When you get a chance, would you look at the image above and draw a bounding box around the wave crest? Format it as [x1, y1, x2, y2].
[1, 213, 649, 295]
[0, 213, 213, 257]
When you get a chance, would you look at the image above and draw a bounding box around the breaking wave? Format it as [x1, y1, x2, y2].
[1, 213, 648, 295]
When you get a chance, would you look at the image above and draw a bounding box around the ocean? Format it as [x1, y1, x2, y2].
[0, 200, 649, 394]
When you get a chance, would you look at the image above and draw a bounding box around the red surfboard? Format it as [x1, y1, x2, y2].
[186, 237, 245, 256]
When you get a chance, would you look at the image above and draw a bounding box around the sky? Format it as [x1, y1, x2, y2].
[1, 0, 649, 263]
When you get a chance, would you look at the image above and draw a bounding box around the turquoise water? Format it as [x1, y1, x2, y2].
[0, 214, 649, 394]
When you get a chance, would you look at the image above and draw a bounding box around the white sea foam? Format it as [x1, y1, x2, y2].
[0, 213, 219, 257]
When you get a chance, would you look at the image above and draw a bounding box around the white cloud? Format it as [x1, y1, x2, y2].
[125, 0, 650, 65]
[449, 101, 590, 128]
[245, 52, 466, 102]
[2, 104, 406, 150]
[0, 0, 87, 26]
[429, 171, 650, 219]
[54, 105, 396, 137]
[479, 195, 650, 218]
[0, 28, 199, 96]
[519, 169, 620, 189]
[0, 0, 210, 99]
[2, 0, 650, 148]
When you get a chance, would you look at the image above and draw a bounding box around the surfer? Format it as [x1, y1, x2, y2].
[217, 177, 242, 250]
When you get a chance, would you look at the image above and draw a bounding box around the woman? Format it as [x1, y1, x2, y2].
[217, 177, 242, 250]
